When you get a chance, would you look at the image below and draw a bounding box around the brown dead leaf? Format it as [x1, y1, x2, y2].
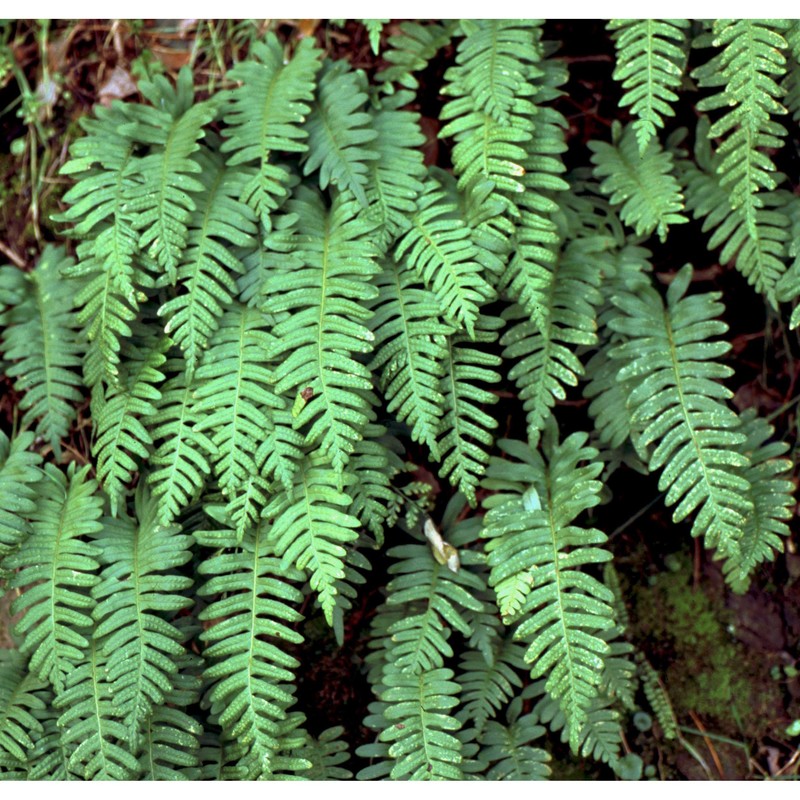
[98, 65, 137, 106]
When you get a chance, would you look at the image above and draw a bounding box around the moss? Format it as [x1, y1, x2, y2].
[632, 554, 783, 740]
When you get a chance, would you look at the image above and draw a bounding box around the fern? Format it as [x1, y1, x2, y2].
[0, 247, 84, 455]
[482, 428, 616, 748]
[6, 464, 102, 695]
[221, 34, 322, 229]
[609, 265, 752, 556]
[590, 122, 687, 242]
[609, 19, 690, 152]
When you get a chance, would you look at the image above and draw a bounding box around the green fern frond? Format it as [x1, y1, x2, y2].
[609, 265, 752, 555]
[395, 176, 496, 337]
[123, 69, 215, 284]
[681, 117, 789, 306]
[158, 147, 258, 376]
[7, 464, 102, 695]
[590, 122, 687, 242]
[379, 667, 464, 780]
[298, 726, 352, 780]
[366, 92, 427, 250]
[437, 315, 502, 505]
[376, 21, 457, 91]
[197, 522, 304, 780]
[92, 335, 167, 514]
[26, 683, 72, 779]
[265, 190, 379, 473]
[91, 484, 193, 751]
[264, 454, 361, 625]
[0, 650, 45, 773]
[720, 409, 794, 592]
[693, 20, 789, 246]
[147, 358, 217, 524]
[609, 19, 690, 152]
[303, 60, 377, 207]
[362, 20, 388, 55]
[0, 431, 41, 583]
[55, 638, 140, 780]
[501, 238, 603, 446]
[479, 699, 550, 780]
[0, 247, 84, 456]
[221, 34, 322, 229]
[193, 303, 282, 529]
[638, 655, 678, 740]
[370, 257, 453, 458]
[482, 429, 615, 747]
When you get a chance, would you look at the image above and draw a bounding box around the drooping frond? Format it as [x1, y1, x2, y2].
[479, 699, 550, 780]
[196, 522, 304, 780]
[264, 454, 361, 625]
[303, 60, 377, 207]
[0, 650, 45, 776]
[680, 116, 789, 306]
[264, 190, 380, 473]
[91, 484, 193, 751]
[481, 428, 615, 747]
[193, 302, 283, 535]
[589, 122, 687, 242]
[437, 314, 502, 505]
[0, 247, 84, 456]
[221, 34, 322, 229]
[297, 726, 352, 780]
[124, 68, 215, 284]
[92, 334, 167, 514]
[609, 265, 752, 556]
[395, 175, 496, 337]
[608, 19, 690, 152]
[693, 20, 789, 244]
[719, 409, 794, 592]
[147, 358, 217, 524]
[365, 92, 427, 250]
[158, 147, 258, 376]
[501, 238, 603, 446]
[370, 256, 453, 458]
[376, 21, 457, 92]
[7, 464, 102, 695]
[0, 431, 41, 583]
[55, 638, 140, 780]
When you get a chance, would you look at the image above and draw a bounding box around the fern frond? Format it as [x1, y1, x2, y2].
[91, 484, 193, 751]
[0, 431, 41, 583]
[92, 335, 167, 514]
[479, 699, 550, 780]
[303, 60, 377, 207]
[265, 190, 379, 472]
[609, 19, 690, 152]
[264, 454, 361, 625]
[720, 409, 794, 592]
[681, 117, 789, 306]
[197, 522, 304, 780]
[370, 257, 453, 458]
[693, 20, 789, 242]
[590, 122, 687, 242]
[55, 638, 140, 780]
[482, 428, 615, 748]
[221, 34, 322, 229]
[609, 265, 752, 555]
[193, 302, 283, 530]
[437, 314, 502, 505]
[158, 147, 258, 376]
[0, 247, 84, 456]
[147, 358, 217, 524]
[124, 69, 215, 284]
[7, 464, 102, 695]
[376, 21, 457, 91]
[366, 92, 427, 250]
[297, 726, 352, 780]
[501, 238, 603, 446]
[396, 176, 496, 336]
[0, 650, 44, 773]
